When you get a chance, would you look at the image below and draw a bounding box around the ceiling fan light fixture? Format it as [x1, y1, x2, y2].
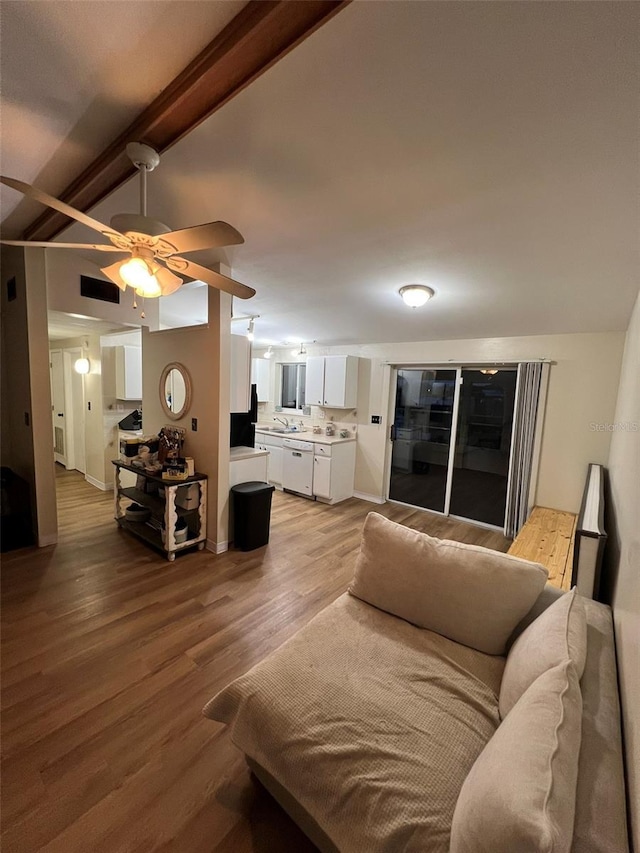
[399, 284, 434, 308]
[119, 255, 155, 289]
[134, 276, 162, 298]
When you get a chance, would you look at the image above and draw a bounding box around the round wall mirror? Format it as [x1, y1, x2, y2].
[159, 362, 192, 420]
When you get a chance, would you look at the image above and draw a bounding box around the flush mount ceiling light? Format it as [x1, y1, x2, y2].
[74, 357, 90, 375]
[399, 285, 434, 308]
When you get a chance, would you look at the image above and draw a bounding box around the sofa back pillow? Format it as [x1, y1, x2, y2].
[500, 587, 587, 718]
[349, 513, 548, 655]
[450, 660, 582, 853]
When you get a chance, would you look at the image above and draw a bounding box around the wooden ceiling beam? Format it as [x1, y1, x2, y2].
[24, 0, 350, 242]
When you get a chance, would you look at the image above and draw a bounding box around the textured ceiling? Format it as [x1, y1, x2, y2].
[2, 1, 639, 346]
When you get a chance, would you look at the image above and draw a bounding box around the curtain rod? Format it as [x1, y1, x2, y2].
[384, 358, 551, 366]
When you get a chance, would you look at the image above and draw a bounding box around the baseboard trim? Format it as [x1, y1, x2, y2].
[85, 475, 112, 491]
[207, 539, 228, 554]
[38, 533, 58, 547]
[353, 491, 385, 504]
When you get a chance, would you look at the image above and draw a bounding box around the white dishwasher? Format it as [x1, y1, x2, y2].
[282, 438, 315, 497]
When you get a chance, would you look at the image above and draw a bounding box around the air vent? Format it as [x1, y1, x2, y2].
[80, 275, 120, 304]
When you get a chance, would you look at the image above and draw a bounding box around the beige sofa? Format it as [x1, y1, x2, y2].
[204, 513, 629, 853]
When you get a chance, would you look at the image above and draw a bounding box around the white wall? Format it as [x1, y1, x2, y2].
[256, 331, 625, 512]
[606, 289, 640, 851]
[1, 246, 57, 546]
[142, 286, 231, 552]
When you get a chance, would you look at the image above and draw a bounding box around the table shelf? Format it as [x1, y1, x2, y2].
[112, 461, 207, 561]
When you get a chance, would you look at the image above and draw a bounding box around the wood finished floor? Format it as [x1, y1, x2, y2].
[1, 467, 510, 853]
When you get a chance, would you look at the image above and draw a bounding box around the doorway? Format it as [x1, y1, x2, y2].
[389, 367, 517, 529]
[49, 347, 86, 473]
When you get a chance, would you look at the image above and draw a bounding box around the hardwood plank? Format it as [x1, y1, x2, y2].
[508, 505, 577, 588]
[1, 467, 509, 852]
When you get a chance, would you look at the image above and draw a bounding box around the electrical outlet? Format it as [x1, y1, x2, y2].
[371, 415, 381, 424]
[191, 417, 198, 431]
[318, 410, 325, 419]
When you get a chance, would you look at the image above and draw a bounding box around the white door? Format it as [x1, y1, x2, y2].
[313, 455, 331, 498]
[305, 356, 325, 406]
[63, 348, 86, 473]
[269, 445, 283, 485]
[324, 357, 347, 407]
[50, 350, 66, 466]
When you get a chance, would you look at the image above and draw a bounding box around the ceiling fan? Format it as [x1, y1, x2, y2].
[0, 142, 255, 300]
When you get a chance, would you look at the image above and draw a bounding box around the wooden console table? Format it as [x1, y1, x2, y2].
[508, 506, 577, 591]
[113, 461, 207, 561]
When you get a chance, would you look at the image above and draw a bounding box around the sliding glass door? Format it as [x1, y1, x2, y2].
[389, 369, 457, 512]
[449, 369, 517, 526]
[389, 367, 517, 528]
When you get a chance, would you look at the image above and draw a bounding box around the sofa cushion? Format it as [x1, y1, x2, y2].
[450, 660, 582, 853]
[500, 587, 587, 718]
[204, 593, 505, 853]
[349, 512, 548, 655]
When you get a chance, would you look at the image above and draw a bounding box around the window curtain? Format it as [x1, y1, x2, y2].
[504, 362, 549, 539]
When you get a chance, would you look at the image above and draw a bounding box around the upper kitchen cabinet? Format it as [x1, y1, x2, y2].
[230, 334, 251, 413]
[115, 346, 142, 400]
[306, 356, 359, 408]
[251, 358, 271, 402]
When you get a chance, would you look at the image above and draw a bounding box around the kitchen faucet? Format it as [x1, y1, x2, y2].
[274, 416, 289, 428]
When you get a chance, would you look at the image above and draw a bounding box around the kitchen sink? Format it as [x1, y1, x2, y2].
[271, 427, 306, 434]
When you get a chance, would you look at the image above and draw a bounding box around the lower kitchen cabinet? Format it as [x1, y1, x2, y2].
[312, 441, 356, 504]
[256, 433, 284, 486]
[313, 454, 332, 498]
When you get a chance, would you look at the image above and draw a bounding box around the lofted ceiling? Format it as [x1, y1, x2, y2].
[1, 1, 639, 347]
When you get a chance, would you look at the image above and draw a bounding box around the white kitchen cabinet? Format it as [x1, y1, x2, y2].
[313, 454, 332, 499]
[312, 441, 356, 504]
[229, 452, 268, 487]
[230, 334, 251, 413]
[115, 346, 142, 400]
[251, 358, 271, 402]
[255, 431, 284, 486]
[305, 356, 358, 408]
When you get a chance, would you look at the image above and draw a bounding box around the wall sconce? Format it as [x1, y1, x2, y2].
[247, 318, 255, 342]
[74, 357, 90, 375]
[264, 345, 273, 359]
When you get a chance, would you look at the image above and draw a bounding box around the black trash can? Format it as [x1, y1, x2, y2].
[231, 481, 275, 551]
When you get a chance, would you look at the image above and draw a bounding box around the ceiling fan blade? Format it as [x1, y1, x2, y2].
[165, 256, 255, 300]
[100, 261, 128, 292]
[155, 221, 245, 256]
[0, 239, 127, 251]
[154, 264, 183, 296]
[1, 176, 129, 248]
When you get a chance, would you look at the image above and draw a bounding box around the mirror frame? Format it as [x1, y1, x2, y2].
[159, 362, 192, 420]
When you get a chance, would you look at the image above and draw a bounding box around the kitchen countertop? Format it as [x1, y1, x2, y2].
[254, 428, 356, 446]
[230, 446, 269, 462]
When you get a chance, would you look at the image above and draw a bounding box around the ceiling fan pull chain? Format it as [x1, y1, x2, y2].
[132, 291, 137, 311]
[140, 296, 146, 320]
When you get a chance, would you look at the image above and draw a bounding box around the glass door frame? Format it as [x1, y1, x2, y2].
[385, 364, 517, 532]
